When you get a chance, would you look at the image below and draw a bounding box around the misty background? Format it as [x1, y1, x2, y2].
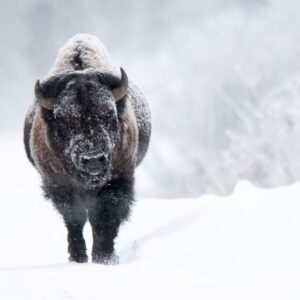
[1, 0, 300, 198]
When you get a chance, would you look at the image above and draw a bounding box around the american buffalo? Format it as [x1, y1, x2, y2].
[23, 34, 151, 264]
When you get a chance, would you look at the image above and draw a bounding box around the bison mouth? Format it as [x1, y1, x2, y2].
[77, 168, 111, 189]
[71, 150, 112, 189]
[77, 158, 111, 189]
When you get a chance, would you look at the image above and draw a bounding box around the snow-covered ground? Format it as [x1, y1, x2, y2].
[0, 134, 300, 300]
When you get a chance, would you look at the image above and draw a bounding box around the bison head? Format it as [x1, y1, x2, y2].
[35, 68, 128, 189]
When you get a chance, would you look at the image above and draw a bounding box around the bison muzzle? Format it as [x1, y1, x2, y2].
[23, 34, 151, 264]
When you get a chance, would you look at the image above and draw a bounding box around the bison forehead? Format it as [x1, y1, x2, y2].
[53, 95, 81, 120]
[52, 87, 117, 124]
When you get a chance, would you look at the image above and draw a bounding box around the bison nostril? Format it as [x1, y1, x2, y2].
[98, 155, 105, 163]
[81, 158, 89, 166]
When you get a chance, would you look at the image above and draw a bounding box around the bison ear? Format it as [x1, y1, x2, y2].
[111, 68, 128, 102]
[35, 80, 58, 110]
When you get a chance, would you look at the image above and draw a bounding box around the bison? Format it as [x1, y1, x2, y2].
[23, 34, 151, 264]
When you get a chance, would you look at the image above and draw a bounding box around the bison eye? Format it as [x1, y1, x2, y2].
[86, 83, 96, 91]
[110, 117, 118, 131]
[57, 120, 69, 132]
[41, 107, 55, 123]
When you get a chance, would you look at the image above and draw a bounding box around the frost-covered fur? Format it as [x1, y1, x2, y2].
[48, 34, 120, 77]
[24, 34, 151, 264]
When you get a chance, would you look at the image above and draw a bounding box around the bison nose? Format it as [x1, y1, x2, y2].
[81, 153, 108, 175]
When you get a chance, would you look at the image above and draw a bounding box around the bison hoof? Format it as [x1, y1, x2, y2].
[69, 254, 88, 263]
[92, 252, 119, 265]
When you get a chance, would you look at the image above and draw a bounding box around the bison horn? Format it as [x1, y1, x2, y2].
[34, 80, 57, 110]
[112, 68, 128, 101]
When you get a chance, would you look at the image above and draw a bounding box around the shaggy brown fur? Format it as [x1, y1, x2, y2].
[24, 34, 151, 264]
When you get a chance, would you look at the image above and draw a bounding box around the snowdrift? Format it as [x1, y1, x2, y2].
[0, 135, 299, 299]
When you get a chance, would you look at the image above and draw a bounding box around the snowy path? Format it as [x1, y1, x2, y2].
[0, 135, 300, 299]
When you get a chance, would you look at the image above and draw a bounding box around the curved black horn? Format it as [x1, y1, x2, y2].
[112, 68, 128, 102]
[34, 80, 57, 110]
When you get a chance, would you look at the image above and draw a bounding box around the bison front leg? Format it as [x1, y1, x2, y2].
[64, 209, 88, 263]
[49, 186, 88, 263]
[88, 178, 134, 264]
